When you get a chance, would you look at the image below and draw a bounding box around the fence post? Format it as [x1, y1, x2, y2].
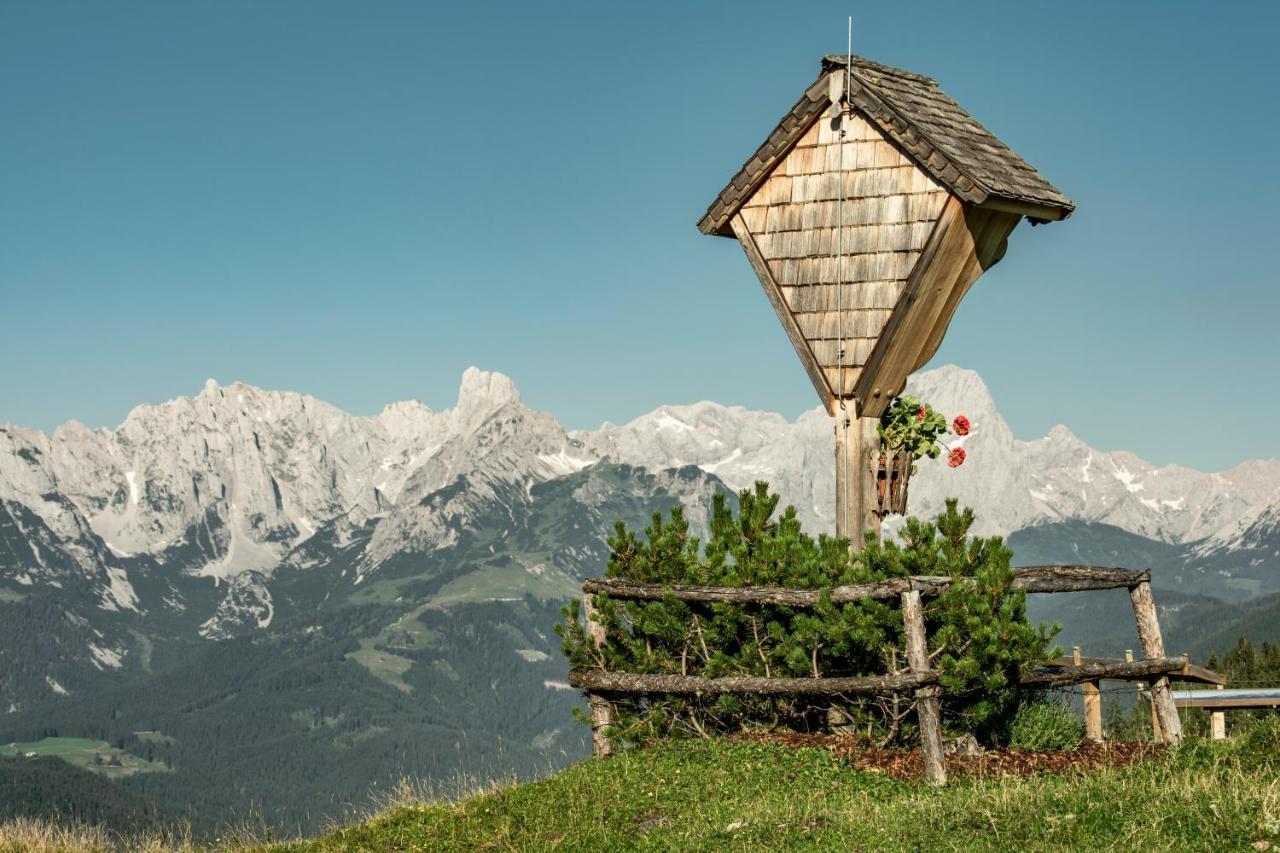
[901, 589, 945, 785]
[1071, 645, 1103, 741]
[1127, 580, 1182, 745]
[582, 594, 617, 757]
[1211, 683, 1227, 741]
[1083, 681, 1102, 742]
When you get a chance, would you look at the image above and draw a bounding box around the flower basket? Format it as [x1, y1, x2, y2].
[876, 449, 914, 517]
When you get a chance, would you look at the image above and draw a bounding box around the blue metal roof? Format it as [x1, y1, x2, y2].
[1171, 688, 1280, 701]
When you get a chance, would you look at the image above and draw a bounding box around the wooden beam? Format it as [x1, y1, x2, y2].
[1128, 581, 1182, 745]
[582, 576, 918, 606]
[1212, 684, 1226, 739]
[582, 594, 616, 758]
[1013, 565, 1149, 593]
[567, 669, 936, 696]
[1041, 656, 1223, 686]
[901, 590, 945, 785]
[731, 213, 834, 411]
[581, 566, 1151, 607]
[1020, 656, 1189, 689]
[910, 210, 1020, 373]
[1083, 680, 1102, 741]
[835, 411, 879, 544]
[1177, 662, 1228, 686]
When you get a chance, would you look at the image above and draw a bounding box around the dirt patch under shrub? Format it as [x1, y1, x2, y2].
[733, 732, 1163, 780]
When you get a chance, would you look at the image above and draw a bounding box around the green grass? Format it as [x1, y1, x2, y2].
[278, 736, 1280, 852]
[132, 731, 177, 746]
[0, 737, 167, 780]
[345, 639, 414, 693]
[346, 556, 571, 690]
[426, 557, 576, 609]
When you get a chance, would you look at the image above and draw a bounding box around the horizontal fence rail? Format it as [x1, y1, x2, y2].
[1040, 656, 1225, 686]
[567, 669, 937, 696]
[569, 656, 1194, 697]
[580, 565, 1150, 607]
[1019, 656, 1189, 688]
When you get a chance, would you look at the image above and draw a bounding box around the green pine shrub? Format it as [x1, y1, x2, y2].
[1004, 699, 1083, 751]
[557, 483, 1058, 747]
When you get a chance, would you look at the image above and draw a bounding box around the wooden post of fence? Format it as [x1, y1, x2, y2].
[1073, 645, 1102, 742]
[582, 594, 617, 757]
[1127, 580, 1182, 744]
[1083, 681, 1102, 741]
[1147, 684, 1163, 742]
[901, 590, 945, 785]
[1211, 683, 1227, 741]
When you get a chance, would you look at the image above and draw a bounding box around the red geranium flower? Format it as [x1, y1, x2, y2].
[952, 415, 970, 436]
[948, 447, 966, 468]
[916, 406, 927, 422]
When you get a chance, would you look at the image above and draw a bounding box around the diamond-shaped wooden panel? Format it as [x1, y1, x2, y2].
[736, 111, 949, 398]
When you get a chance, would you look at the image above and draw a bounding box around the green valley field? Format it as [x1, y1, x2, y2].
[0, 738, 167, 780]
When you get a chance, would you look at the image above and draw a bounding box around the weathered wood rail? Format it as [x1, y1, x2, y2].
[570, 656, 1192, 696]
[1019, 655, 1189, 688]
[575, 564, 1187, 785]
[569, 670, 936, 696]
[581, 565, 1148, 605]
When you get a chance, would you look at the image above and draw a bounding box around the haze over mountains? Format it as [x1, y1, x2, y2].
[1, 364, 1278, 832]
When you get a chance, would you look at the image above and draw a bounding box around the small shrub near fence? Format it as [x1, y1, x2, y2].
[1006, 698, 1084, 751]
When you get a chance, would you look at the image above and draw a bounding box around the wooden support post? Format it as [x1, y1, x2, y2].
[1211, 684, 1227, 741]
[901, 590, 945, 785]
[1083, 680, 1102, 742]
[1074, 645, 1102, 742]
[835, 411, 879, 546]
[582, 594, 616, 758]
[1128, 581, 1182, 744]
[1148, 684, 1163, 742]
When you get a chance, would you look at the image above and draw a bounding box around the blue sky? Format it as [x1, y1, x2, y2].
[1, 1, 1276, 472]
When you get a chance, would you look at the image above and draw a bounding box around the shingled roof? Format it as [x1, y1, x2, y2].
[698, 56, 1074, 236]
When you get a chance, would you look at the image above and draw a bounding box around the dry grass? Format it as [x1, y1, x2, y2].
[0, 815, 230, 853]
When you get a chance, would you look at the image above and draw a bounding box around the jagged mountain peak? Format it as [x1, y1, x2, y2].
[458, 367, 521, 408]
[1045, 424, 1081, 443]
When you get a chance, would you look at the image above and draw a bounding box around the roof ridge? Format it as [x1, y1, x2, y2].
[821, 54, 937, 87]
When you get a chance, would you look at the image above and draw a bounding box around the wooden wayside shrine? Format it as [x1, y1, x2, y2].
[697, 56, 1074, 542]
[568, 55, 1201, 786]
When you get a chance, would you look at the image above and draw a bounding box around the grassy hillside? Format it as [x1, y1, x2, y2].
[3, 727, 1279, 850]
[276, 730, 1280, 852]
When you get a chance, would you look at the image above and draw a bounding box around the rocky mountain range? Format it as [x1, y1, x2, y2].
[3, 364, 1279, 636]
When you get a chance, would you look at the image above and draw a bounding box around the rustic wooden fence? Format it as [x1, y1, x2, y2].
[569, 565, 1196, 785]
